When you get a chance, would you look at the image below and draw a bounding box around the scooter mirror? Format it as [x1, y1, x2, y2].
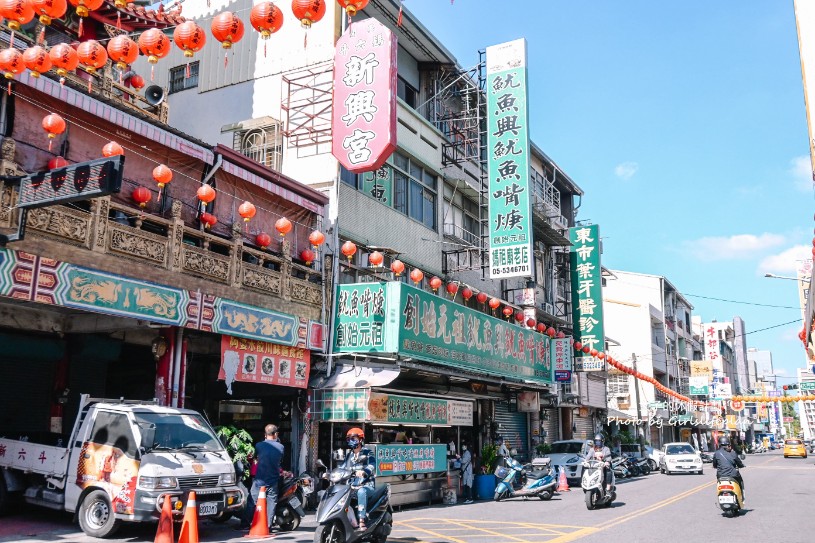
[316, 459, 327, 469]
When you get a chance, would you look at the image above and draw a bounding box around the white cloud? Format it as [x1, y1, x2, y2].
[758, 245, 811, 274]
[682, 233, 786, 261]
[789, 156, 813, 192]
[614, 162, 638, 180]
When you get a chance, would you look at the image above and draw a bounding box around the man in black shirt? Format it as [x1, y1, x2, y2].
[712, 436, 745, 501]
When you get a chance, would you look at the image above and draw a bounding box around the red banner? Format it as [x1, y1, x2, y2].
[218, 336, 310, 391]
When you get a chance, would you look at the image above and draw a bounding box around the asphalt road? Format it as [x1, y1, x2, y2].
[1, 449, 812, 543]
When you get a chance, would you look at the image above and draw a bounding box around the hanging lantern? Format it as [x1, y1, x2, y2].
[0, 0, 34, 31]
[211, 11, 245, 49]
[547, 327, 556, 338]
[128, 73, 145, 90]
[368, 251, 383, 267]
[488, 297, 500, 310]
[68, 0, 103, 36]
[173, 21, 207, 58]
[446, 282, 459, 297]
[255, 232, 272, 249]
[200, 212, 218, 229]
[574, 341, 583, 350]
[409, 268, 424, 284]
[275, 217, 292, 237]
[138, 28, 171, 80]
[525, 318, 535, 328]
[22, 46, 51, 78]
[251, 1, 284, 55]
[429, 276, 442, 291]
[308, 230, 325, 248]
[107, 35, 139, 70]
[131, 186, 151, 209]
[582, 346, 591, 354]
[0, 48, 25, 90]
[502, 306, 513, 318]
[196, 184, 216, 204]
[48, 43, 78, 80]
[597, 352, 606, 360]
[48, 156, 69, 169]
[337, 0, 368, 17]
[557, 331, 565, 339]
[102, 141, 124, 157]
[42, 113, 65, 151]
[76, 40, 107, 75]
[476, 292, 488, 304]
[390, 259, 405, 276]
[341, 240, 357, 261]
[152, 164, 172, 189]
[300, 248, 315, 265]
[535, 323, 545, 333]
[461, 287, 473, 301]
[32, 0, 66, 26]
[292, 0, 326, 28]
[514, 312, 524, 323]
[238, 201, 257, 222]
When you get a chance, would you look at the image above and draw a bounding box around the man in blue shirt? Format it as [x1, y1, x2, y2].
[241, 424, 284, 531]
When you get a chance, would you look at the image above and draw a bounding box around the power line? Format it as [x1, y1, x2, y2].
[683, 293, 800, 310]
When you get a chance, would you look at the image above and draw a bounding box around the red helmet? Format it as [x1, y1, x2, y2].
[346, 427, 364, 439]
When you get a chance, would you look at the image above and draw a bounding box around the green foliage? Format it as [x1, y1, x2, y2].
[535, 442, 552, 456]
[215, 425, 255, 481]
[480, 443, 499, 474]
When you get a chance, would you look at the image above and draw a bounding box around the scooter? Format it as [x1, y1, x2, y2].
[582, 456, 616, 510]
[716, 476, 744, 518]
[275, 471, 314, 531]
[610, 455, 630, 479]
[631, 456, 651, 475]
[494, 457, 558, 501]
[314, 458, 393, 543]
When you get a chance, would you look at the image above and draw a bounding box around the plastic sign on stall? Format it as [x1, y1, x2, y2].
[375, 444, 447, 476]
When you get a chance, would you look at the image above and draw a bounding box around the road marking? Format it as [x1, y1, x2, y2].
[595, 479, 714, 530]
[394, 518, 596, 543]
[396, 520, 470, 543]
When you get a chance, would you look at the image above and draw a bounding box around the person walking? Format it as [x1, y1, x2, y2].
[239, 424, 284, 531]
[459, 444, 474, 503]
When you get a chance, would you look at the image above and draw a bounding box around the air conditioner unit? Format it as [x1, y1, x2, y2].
[542, 302, 555, 315]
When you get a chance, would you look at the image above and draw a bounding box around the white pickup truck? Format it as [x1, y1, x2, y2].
[0, 395, 245, 538]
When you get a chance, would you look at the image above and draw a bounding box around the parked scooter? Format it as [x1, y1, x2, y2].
[700, 451, 715, 463]
[581, 456, 616, 510]
[275, 471, 314, 531]
[610, 454, 630, 479]
[716, 477, 744, 518]
[314, 458, 393, 543]
[631, 456, 651, 475]
[494, 457, 558, 501]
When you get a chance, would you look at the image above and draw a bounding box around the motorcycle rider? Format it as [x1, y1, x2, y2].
[341, 428, 375, 531]
[712, 436, 746, 502]
[583, 434, 613, 492]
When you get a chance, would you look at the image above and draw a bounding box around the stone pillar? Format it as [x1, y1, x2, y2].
[89, 196, 110, 252]
[281, 238, 291, 301]
[168, 200, 185, 272]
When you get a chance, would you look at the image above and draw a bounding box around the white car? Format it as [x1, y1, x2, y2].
[544, 439, 592, 481]
[659, 442, 703, 475]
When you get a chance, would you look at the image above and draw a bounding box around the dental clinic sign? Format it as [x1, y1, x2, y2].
[487, 39, 533, 279]
[332, 18, 397, 173]
[569, 224, 605, 371]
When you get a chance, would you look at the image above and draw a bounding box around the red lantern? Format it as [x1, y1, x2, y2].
[128, 73, 145, 90]
[446, 282, 459, 297]
[308, 230, 325, 248]
[251, 2, 284, 39]
[488, 298, 500, 310]
[574, 341, 582, 350]
[138, 28, 172, 65]
[0, 0, 35, 31]
[341, 240, 357, 260]
[461, 287, 473, 301]
[174, 21, 207, 58]
[476, 292, 488, 304]
[68, 0, 102, 17]
[48, 156, 69, 169]
[102, 141, 124, 157]
[0, 48, 24, 81]
[275, 217, 292, 237]
[526, 318, 536, 328]
[514, 312, 524, 323]
[368, 251, 383, 267]
[211, 11, 245, 49]
[557, 331, 565, 339]
[152, 164, 172, 188]
[76, 40, 107, 75]
[502, 306, 513, 318]
[409, 268, 424, 284]
[390, 259, 405, 276]
[48, 43, 78, 79]
[197, 184, 216, 204]
[32, 0, 66, 25]
[547, 328, 556, 338]
[107, 35, 139, 70]
[131, 186, 151, 209]
[337, 0, 368, 17]
[300, 248, 315, 265]
[429, 276, 442, 291]
[42, 112, 65, 150]
[590, 348, 598, 357]
[255, 232, 272, 249]
[22, 46, 51, 78]
[292, 0, 326, 28]
[238, 201, 257, 222]
[200, 212, 218, 229]
[597, 352, 606, 360]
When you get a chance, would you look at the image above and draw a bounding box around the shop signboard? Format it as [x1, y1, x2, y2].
[569, 224, 604, 371]
[374, 444, 447, 476]
[314, 389, 369, 422]
[801, 381, 815, 390]
[333, 282, 553, 384]
[689, 376, 709, 396]
[218, 335, 310, 394]
[552, 337, 572, 381]
[368, 392, 473, 425]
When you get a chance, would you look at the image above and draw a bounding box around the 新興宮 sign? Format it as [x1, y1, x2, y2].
[332, 18, 397, 173]
[569, 224, 605, 371]
[334, 282, 553, 384]
[486, 39, 533, 279]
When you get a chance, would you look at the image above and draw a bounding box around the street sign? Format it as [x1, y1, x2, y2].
[783, 416, 793, 423]
[801, 381, 815, 391]
[18, 155, 124, 210]
[554, 370, 571, 382]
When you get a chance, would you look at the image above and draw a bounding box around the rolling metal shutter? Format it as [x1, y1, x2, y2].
[542, 408, 560, 442]
[573, 415, 595, 441]
[494, 401, 529, 461]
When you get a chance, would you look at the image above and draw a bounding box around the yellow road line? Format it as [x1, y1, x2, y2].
[443, 519, 533, 542]
[396, 518, 590, 530]
[396, 520, 470, 543]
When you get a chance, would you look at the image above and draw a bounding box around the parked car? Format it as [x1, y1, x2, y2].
[544, 439, 592, 481]
[659, 442, 703, 475]
[783, 438, 808, 458]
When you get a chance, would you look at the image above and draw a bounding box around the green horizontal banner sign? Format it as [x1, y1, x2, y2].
[374, 444, 447, 476]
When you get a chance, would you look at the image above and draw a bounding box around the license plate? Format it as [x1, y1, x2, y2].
[719, 495, 735, 504]
[289, 496, 301, 509]
[198, 502, 218, 516]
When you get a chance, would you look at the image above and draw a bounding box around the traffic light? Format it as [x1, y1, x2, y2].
[783, 385, 788, 390]
[791, 384, 799, 390]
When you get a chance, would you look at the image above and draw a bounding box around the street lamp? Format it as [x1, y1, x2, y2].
[764, 273, 810, 282]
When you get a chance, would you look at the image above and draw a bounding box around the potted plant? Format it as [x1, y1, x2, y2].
[474, 443, 499, 499]
[535, 442, 552, 457]
[214, 425, 255, 483]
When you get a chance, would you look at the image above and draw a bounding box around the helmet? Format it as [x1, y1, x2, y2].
[594, 434, 604, 447]
[346, 427, 364, 439]
[719, 437, 731, 447]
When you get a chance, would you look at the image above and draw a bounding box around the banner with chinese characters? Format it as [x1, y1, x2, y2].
[486, 38, 533, 279]
[552, 337, 572, 381]
[374, 444, 447, 476]
[218, 336, 310, 393]
[368, 392, 473, 425]
[332, 18, 397, 173]
[314, 388, 370, 422]
[333, 282, 553, 384]
[361, 165, 392, 205]
[689, 360, 712, 395]
[569, 225, 605, 371]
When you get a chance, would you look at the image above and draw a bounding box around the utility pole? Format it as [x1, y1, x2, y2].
[632, 353, 644, 447]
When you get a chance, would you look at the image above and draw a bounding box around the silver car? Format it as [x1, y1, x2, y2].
[544, 439, 592, 481]
[659, 442, 703, 475]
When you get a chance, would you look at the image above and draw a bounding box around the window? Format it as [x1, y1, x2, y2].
[90, 411, 137, 457]
[392, 152, 436, 229]
[607, 374, 630, 396]
[340, 166, 360, 188]
[234, 123, 283, 171]
[443, 184, 480, 246]
[168, 61, 199, 94]
[397, 76, 418, 109]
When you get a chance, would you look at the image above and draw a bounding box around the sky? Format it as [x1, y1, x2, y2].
[404, 0, 814, 384]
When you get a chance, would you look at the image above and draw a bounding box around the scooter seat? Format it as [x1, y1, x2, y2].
[524, 470, 550, 480]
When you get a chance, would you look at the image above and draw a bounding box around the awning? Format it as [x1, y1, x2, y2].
[309, 364, 400, 390]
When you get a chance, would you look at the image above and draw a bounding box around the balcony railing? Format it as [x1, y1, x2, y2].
[443, 222, 483, 249]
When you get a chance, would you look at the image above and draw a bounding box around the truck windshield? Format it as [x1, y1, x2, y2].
[134, 412, 223, 452]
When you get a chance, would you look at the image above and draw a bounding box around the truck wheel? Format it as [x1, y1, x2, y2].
[78, 490, 121, 538]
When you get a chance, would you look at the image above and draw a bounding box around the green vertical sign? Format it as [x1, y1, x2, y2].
[360, 164, 392, 206]
[569, 224, 605, 371]
[487, 39, 533, 279]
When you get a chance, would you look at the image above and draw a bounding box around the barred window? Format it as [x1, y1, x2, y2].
[608, 374, 630, 396]
[232, 122, 283, 172]
[168, 62, 199, 94]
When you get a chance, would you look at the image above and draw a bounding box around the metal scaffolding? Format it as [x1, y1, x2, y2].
[281, 62, 334, 154]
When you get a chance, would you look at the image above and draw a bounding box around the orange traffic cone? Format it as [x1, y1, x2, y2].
[178, 491, 199, 543]
[154, 495, 174, 543]
[556, 466, 570, 492]
[246, 486, 272, 538]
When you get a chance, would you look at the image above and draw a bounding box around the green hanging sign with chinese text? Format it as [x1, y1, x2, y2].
[569, 224, 605, 371]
